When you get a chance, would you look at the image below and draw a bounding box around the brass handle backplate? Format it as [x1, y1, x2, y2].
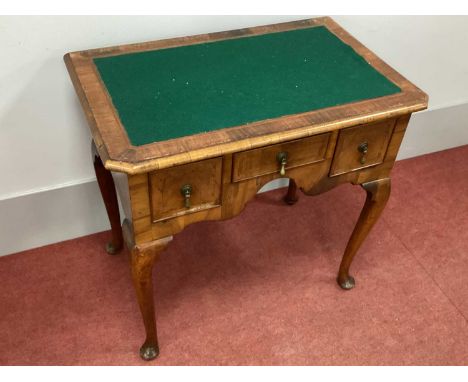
[276, 152, 288, 176]
[180, 184, 193, 209]
[358, 142, 368, 164]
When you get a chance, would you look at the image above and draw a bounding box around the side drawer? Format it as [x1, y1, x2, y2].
[330, 120, 395, 176]
[149, 157, 222, 221]
[232, 133, 330, 182]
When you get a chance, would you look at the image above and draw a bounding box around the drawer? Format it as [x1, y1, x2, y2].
[330, 120, 395, 176]
[232, 133, 330, 182]
[149, 157, 222, 221]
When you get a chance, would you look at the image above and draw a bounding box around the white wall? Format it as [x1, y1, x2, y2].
[1, 16, 468, 256]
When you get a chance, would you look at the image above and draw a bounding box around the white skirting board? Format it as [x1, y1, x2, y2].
[1, 102, 467, 257]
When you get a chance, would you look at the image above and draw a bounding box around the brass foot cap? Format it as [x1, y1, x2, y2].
[338, 275, 355, 290]
[140, 344, 159, 361]
[105, 242, 120, 255]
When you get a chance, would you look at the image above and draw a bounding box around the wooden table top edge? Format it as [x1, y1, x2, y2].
[67, 17, 331, 59]
[64, 16, 429, 175]
[104, 98, 427, 174]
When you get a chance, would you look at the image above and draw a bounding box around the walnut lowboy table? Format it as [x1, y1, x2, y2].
[64, 17, 428, 360]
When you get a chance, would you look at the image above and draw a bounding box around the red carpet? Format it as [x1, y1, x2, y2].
[1, 145, 468, 365]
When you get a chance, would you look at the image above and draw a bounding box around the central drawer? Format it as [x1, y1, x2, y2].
[232, 133, 330, 182]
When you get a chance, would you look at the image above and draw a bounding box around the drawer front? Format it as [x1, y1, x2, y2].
[330, 120, 395, 176]
[232, 133, 330, 182]
[149, 157, 222, 221]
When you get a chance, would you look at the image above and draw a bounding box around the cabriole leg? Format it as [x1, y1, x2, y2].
[92, 141, 123, 254]
[337, 178, 391, 290]
[284, 178, 299, 205]
[131, 238, 171, 361]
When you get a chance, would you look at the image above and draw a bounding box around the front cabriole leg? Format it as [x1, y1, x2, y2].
[337, 178, 391, 290]
[130, 236, 172, 361]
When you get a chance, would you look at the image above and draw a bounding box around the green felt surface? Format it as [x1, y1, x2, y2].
[94, 26, 401, 146]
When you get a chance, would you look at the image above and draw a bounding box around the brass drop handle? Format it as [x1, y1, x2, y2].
[358, 142, 368, 164]
[276, 152, 288, 176]
[180, 184, 192, 209]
